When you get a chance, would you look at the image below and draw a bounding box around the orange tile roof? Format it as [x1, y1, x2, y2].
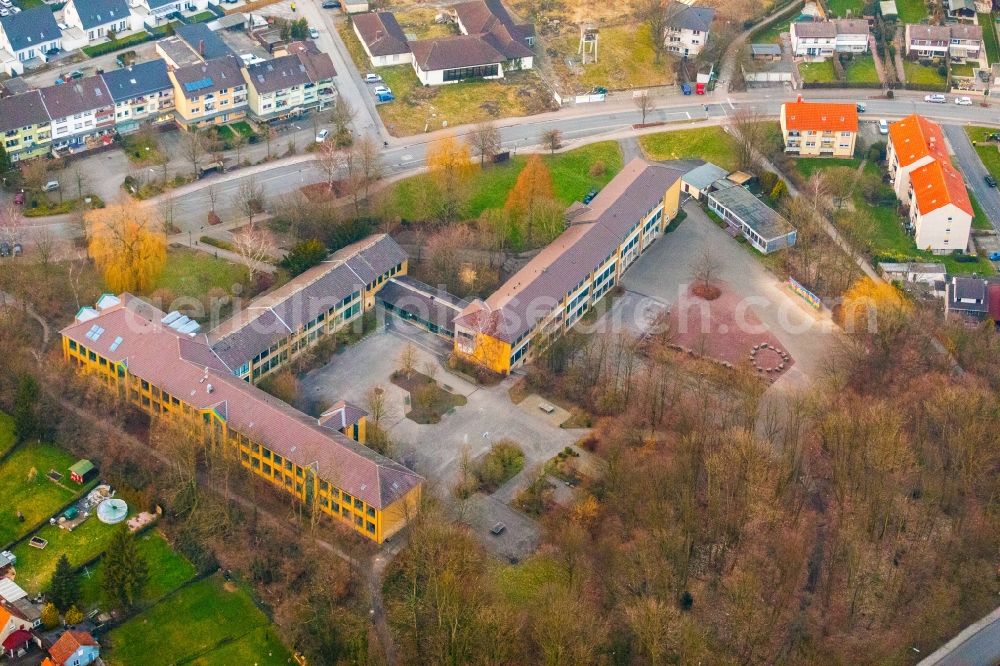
[909, 160, 973, 217]
[48, 630, 97, 666]
[888, 114, 947, 167]
[782, 98, 857, 132]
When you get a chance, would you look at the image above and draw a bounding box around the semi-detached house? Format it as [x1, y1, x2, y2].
[60, 0, 132, 50]
[904, 23, 982, 61]
[789, 19, 869, 59]
[0, 7, 62, 73]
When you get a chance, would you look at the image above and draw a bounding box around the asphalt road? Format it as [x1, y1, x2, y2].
[943, 124, 1000, 232]
[919, 607, 1000, 666]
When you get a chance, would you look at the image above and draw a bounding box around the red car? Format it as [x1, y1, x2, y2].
[13, 191, 24, 205]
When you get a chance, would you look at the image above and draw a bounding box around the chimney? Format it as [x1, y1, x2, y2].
[375, 29, 382, 40]
[796, 94, 803, 103]
[207, 384, 214, 394]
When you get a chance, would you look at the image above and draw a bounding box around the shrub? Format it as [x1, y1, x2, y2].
[64, 605, 85, 626]
[588, 160, 606, 177]
[280, 239, 328, 276]
[41, 603, 59, 630]
[200, 236, 234, 252]
[937, 64, 947, 77]
[259, 369, 300, 404]
[475, 440, 525, 492]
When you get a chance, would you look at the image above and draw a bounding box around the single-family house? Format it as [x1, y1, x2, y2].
[351, 11, 411, 67]
[174, 22, 234, 61]
[789, 19, 869, 59]
[663, 2, 714, 57]
[681, 161, 729, 200]
[61, 0, 132, 47]
[779, 96, 858, 157]
[945, 276, 1000, 321]
[0, 7, 61, 69]
[100, 59, 174, 133]
[706, 179, 797, 253]
[168, 55, 248, 128]
[39, 75, 115, 155]
[243, 50, 336, 122]
[0, 604, 34, 659]
[409, 34, 508, 85]
[453, 0, 534, 63]
[905, 23, 982, 60]
[46, 630, 100, 666]
[0, 90, 53, 161]
[131, 0, 201, 29]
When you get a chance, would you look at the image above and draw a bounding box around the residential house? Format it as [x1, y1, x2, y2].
[452, 158, 683, 374]
[789, 19, 869, 59]
[680, 161, 729, 200]
[886, 113, 947, 199]
[945, 276, 1000, 321]
[131, 0, 191, 29]
[352, 11, 411, 67]
[907, 159, 973, 253]
[0, 604, 34, 659]
[61, 0, 132, 50]
[39, 75, 115, 155]
[662, 2, 714, 57]
[706, 178, 797, 253]
[452, 0, 534, 65]
[61, 294, 424, 543]
[168, 55, 247, 128]
[905, 23, 982, 60]
[409, 35, 508, 85]
[0, 7, 62, 71]
[945, 0, 976, 19]
[100, 59, 174, 133]
[0, 90, 52, 161]
[46, 630, 100, 666]
[174, 22, 234, 61]
[243, 49, 336, 122]
[210, 235, 407, 383]
[779, 96, 858, 157]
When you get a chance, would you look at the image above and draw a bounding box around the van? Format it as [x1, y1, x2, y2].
[42, 180, 59, 192]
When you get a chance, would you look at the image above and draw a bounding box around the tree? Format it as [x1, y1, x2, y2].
[504, 154, 555, 246]
[729, 107, 769, 171]
[398, 343, 417, 379]
[231, 220, 274, 280]
[541, 129, 563, 155]
[64, 605, 85, 626]
[100, 525, 149, 611]
[40, 602, 60, 630]
[231, 130, 246, 165]
[823, 166, 859, 209]
[468, 121, 502, 166]
[635, 0, 680, 64]
[635, 90, 654, 125]
[0, 143, 12, 180]
[426, 135, 474, 223]
[86, 204, 166, 293]
[232, 175, 266, 226]
[329, 96, 356, 147]
[280, 239, 328, 275]
[13, 374, 42, 442]
[689, 245, 721, 299]
[49, 555, 80, 612]
[338, 137, 383, 213]
[316, 140, 341, 193]
[181, 128, 206, 177]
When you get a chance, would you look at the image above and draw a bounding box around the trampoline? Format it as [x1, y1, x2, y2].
[96, 498, 128, 525]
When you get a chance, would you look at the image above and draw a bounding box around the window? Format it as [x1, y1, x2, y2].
[366, 521, 375, 533]
[354, 498, 363, 510]
[355, 515, 363, 527]
[443, 63, 500, 82]
[263, 463, 271, 474]
[367, 507, 376, 518]
[273, 454, 282, 465]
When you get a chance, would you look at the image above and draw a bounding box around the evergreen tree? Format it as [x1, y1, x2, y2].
[48, 554, 80, 611]
[0, 144, 12, 180]
[13, 375, 41, 443]
[100, 526, 149, 610]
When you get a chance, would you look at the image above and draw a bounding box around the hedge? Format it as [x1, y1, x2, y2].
[200, 236, 235, 252]
[82, 31, 153, 57]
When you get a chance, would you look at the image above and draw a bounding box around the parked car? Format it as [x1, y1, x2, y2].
[856, 102, 866, 112]
[985, 174, 997, 187]
[322, 0, 341, 7]
[989, 251, 1000, 261]
[582, 188, 598, 204]
[309, 27, 319, 39]
[69, 69, 83, 79]
[924, 94, 946, 103]
[375, 92, 395, 103]
[42, 180, 59, 192]
[680, 82, 692, 95]
[591, 86, 607, 95]
[13, 191, 24, 205]
[0, 243, 9, 257]
[490, 522, 506, 536]
[955, 96, 973, 106]
[315, 129, 330, 143]
[364, 73, 382, 83]
[878, 119, 889, 135]
[373, 85, 391, 95]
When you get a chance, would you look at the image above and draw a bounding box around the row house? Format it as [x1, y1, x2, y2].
[779, 96, 858, 157]
[0, 7, 62, 74]
[904, 23, 983, 61]
[243, 48, 336, 122]
[168, 54, 247, 129]
[0, 90, 52, 162]
[39, 75, 115, 155]
[789, 19, 869, 60]
[100, 59, 175, 134]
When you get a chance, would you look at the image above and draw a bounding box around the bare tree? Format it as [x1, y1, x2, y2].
[315, 140, 340, 193]
[635, 91, 654, 125]
[32, 227, 56, 269]
[635, 0, 670, 63]
[398, 343, 417, 379]
[729, 107, 769, 172]
[231, 220, 274, 280]
[230, 131, 246, 166]
[181, 129, 206, 177]
[262, 126, 276, 161]
[690, 245, 720, 291]
[0, 200, 23, 246]
[232, 175, 266, 226]
[468, 121, 501, 166]
[158, 191, 177, 236]
[329, 96, 356, 145]
[541, 129, 563, 155]
[207, 184, 219, 214]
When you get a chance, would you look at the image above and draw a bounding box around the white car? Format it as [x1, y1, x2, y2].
[878, 119, 889, 134]
[315, 129, 330, 143]
[373, 85, 391, 96]
[955, 96, 973, 106]
[924, 94, 946, 103]
[364, 73, 382, 83]
[309, 27, 319, 39]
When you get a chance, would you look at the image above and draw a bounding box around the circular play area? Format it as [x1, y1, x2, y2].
[96, 498, 128, 525]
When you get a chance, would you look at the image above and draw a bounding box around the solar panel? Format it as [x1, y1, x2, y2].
[109, 336, 124, 351]
[183, 77, 213, 92]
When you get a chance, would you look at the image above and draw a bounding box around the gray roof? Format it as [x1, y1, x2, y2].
[352, 11, 410, 57]
[947, 276, 989, 315]
[376, 275, 469, 333]
[246, 51, 335, 95]
[682, 161, 729, 191]
[665, 2, 715, 32]
[750, 43, 782, 56]
[210, 234, 406, 368]
[454, 159, 684, 344]
[175, 23, 234, 60]
[100, 59, 172, 102]
[172, 55, 244, 96]
[69, 0, 130, 30]
[410, 34, 506, 71]
[39, 75, 112, 119]
[452, 0, 534, 60]
[791, 21, 837, 38]
[0, 90, 50, 133]
[156, 35, 204, 68]
[707, 179, 795, 242]
[0, 6, 60, 53]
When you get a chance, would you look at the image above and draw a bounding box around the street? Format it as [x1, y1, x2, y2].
[942, 124, 1000, 231]
[919, 606, 1000, 666]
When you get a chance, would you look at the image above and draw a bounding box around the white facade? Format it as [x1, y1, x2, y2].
[664, 25, 708, 57]
[413, 60, 507, 86]
[62, 0, 132, 44]
[910, 202, 972, 254]
[886, 142, 934, 200]
[790, 21, 869, 59]
[113, 88, 174, 127]
[365, 50, 411, 68]
[0, 32, 60, 64]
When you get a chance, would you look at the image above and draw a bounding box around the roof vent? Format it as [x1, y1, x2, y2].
[207, 384, 214, 393]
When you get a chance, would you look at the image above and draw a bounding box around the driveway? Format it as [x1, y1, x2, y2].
[943, 124, 1000, 231]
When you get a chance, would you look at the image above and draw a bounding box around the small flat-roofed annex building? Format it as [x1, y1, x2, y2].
[376, 275, 469, 337]
[452, 158, 683, 374]
[706, 179, 797, 254]
[681, 161, 728, 200]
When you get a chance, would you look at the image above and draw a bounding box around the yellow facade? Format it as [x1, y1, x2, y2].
[3, 121, 51, 162]
[168, 74, 248, 129]
[62, 335, 413, 544]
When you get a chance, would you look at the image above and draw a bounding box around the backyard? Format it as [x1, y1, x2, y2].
[549, 23, 676, 91]
[639, 126, 741, 171]
[845, 56, 879, 83]
[0, 442, 82, 547]
[827, 0, 864, 17]
[753, 16, 793, 44]
[980, 14, 1000, 65]
[105, 574, 292, 666]
[895, 0, 929, 24]
[799, 60, 837, 84]
[903, 61, 947, 88]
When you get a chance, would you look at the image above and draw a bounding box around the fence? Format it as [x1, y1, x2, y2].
[574, 93, 606, 104]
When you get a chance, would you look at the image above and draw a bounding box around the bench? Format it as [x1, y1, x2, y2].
[538, 402, 556, 414]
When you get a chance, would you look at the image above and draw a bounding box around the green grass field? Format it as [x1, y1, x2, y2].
[106, 575, 292, 666]
[0, 411, 14, 457]
[754, 16, 793, 44]
[827, 0, 865, 16]
[799, 60, 838, 84]
[493, 556, 567, 606]
[903, 61, 947, 87]
[980, 14, 999, 65]
[896, 0, 929, 23]
[77, 530, 196, 610]
[845, 56, 880, 83]
[12, 512, 129, 594]
[639, 126, 740, 171]
[966, 127, 1000, 184]
[968, 190, 994, 231]
[154, 247, 248, 300]
[0, 443, 80, 548]
[389, 141, 623, 223]
[794, 157, 861, 179]
[951, 62, 976, 78]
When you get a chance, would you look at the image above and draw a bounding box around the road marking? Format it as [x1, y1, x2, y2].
[401, 154, 412, 161]
[685, 111, 691, 119]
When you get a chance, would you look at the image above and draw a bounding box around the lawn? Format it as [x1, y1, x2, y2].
[827, 0, 864, 16]
[0, 411, 14, 457]
[980, 14, 999, 65]
[76, 530, 196, 610]
[12, 512, 128, 594]
[968, 190, 994, 231]
[794, 157, 861, 179]
[951, 62, 976, 78]
[492, 556, 567, 606]
[394, 7, 458, 39]
[551, 23, 675, 91]
[0, 443, 81, 548]
[389, 141, 623, 222]
[338, 23, 554, 136]
[187, 10, 216, 22]
[121, 133, 165, 165]
[154, 247, 248, 300]
[845, 56, 880, 83]
[904, 61, 947, 87]
[639, 126, 740, 171]
[392, 372, 468, 424]
[14, 0, 47, 8]
[754, 16, 793, 44]
[105, 575, 292, 666]
[965, 127, 1000, 184]
[895, 0, 929, 24]
[799, 60, 838, 84]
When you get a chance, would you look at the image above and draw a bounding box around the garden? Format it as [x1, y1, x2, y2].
[903, 60, 947, 89]
[0, 442, 83, 547]
[639, 126, 743, 171]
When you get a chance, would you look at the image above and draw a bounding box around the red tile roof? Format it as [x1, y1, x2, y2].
[782, 97, 857, 133]
[48, 630, 97, 666]
[909, 160, 973, 217]
[888, 113, 947, 167]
